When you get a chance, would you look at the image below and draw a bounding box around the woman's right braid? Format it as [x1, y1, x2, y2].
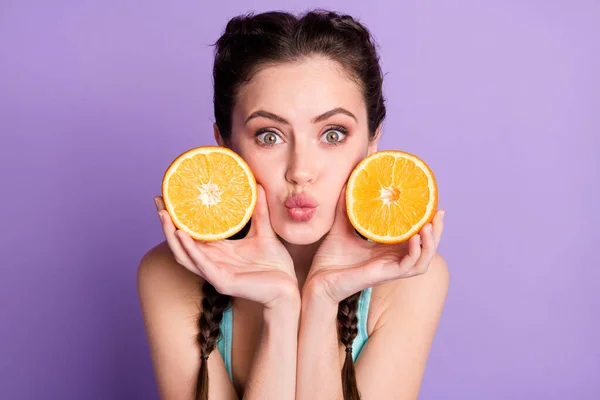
[337, 291, 363, 400]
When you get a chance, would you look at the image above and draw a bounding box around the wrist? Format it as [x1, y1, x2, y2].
[301, 279, 339, 316]
[263, 285, 301, 319]
[263, 299, 301, 328]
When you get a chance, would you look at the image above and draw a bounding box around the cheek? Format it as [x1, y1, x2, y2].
[230, 138, 272, 178]
[239, 150, 283, 187]
[326, 147, 367, 182]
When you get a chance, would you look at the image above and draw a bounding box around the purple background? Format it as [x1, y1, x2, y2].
[1, 1, 599, 399]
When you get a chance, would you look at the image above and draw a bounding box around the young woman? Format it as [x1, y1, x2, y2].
[138, 9, 449, 400]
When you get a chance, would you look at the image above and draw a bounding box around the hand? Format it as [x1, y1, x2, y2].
[304, 185, 445, 303]
[156, 184, 299, 309]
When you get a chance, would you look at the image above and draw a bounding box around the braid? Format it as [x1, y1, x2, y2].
[195, 280, 232, 400]
[337, 291, 363, 400]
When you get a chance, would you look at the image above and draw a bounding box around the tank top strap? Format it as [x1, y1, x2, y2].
[351, 287, 372, 362]
[217, 288, 372, 380]
[216, 305, 233, 381]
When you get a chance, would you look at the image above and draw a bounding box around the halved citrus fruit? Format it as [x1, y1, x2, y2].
[346, 150, 438, 244]
[162, 146, 257, 241]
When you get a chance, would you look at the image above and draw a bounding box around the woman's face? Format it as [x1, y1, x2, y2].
[217, 56, 380, 245]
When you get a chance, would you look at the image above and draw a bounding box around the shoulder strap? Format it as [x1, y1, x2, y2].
[352, 287, 372, 361]
[216, 306, 233, 381]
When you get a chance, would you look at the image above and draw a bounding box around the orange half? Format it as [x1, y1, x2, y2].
[162, 146, 257, 241]
[346, 150, 438, 244]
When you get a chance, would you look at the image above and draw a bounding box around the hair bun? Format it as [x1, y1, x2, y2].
[214, 14, 257, 56]
[224, 14, 253, 36]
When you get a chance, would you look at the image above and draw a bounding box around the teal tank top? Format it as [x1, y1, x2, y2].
[216, 287, 373, 382]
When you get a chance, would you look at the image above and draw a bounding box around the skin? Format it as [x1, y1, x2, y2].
[139, 56, 449, 399]
[221, 56, 381, 289]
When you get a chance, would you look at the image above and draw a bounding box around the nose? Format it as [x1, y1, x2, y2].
[285, 145, 317, 187]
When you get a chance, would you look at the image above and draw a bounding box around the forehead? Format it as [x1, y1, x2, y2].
[234, 57, 367, 123]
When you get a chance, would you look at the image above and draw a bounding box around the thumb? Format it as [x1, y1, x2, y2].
[329, 184, 356, 236]
[248, 184, 276, 237]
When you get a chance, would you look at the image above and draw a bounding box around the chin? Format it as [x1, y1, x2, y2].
[274, 221, 329, 245]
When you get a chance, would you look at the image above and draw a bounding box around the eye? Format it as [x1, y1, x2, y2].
[320, 127, 348, 145]
[256, 130, 283, 146]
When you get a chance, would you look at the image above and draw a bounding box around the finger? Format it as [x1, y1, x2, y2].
[385, 232, 423, 277]
[411, 223, 436, 275]
[329, 184, 356, 236]
[407, 232, 422, 261]
[175, 230, 227, 292]
[154, 196, 165, 212]
[248, 184, 276, 237]
[432, 209, 445, 248]
[155, 197, 195, 270]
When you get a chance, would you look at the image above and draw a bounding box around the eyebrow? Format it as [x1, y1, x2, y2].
[244, 107, 357, 125]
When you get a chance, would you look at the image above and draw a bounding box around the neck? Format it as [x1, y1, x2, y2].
[279, 236, 325, 293]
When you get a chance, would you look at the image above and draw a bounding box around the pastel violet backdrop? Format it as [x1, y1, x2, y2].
[0, 1, 598, 399]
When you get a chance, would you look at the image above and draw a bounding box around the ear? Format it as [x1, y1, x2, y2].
[367, 124, 382, 155]
[213, 123, 226, 147]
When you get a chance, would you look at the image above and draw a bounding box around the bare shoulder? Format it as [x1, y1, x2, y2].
[137, 241, 238, 400]
[367, 252, 450, 336]
[138, 241, 204, 302]
[355, 253, 450, 398]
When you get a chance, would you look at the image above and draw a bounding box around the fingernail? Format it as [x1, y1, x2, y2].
[440, 210, 445, 219]
[153, 197, 160, 211]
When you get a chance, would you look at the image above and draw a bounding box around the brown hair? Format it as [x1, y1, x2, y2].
[196, 8, 386, 399]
